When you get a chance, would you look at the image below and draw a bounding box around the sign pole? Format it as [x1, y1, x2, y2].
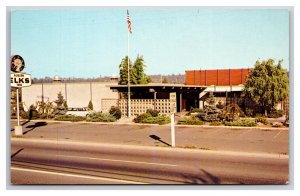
[16, 88, 20, 126]
[14, 88, 23, 135]
[11, 55, 27, 136]
[171, 113, 175, 147]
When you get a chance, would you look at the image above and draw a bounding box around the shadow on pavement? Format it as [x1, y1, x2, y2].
[180, 169, 221, 184]
[24, 121, 48, 135]
[149, 135, 171, 147]
[11, 148, 24, 159]
[181, 168, 244, 184]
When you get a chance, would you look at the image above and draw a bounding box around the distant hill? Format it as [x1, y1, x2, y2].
[32, 74, 186, 84]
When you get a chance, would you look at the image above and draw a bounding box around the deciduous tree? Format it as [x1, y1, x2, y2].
[242, 59, 289, 115]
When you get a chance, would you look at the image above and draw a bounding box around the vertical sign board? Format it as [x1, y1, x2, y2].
[10, 55, 31, 136]
[169, 92, 177, 113]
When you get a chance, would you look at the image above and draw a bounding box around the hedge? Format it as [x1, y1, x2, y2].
[86, 112, 116, 122]
[54, 114, 86, 122]
[224, 119, 257, 127]
[178, 116, 204, 125]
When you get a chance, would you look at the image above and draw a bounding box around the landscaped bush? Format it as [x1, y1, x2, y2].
[133, 113, 152, 123]
[209, 121, 223, 126]
[21, 109, 40, 120]
[109, 106, 122, 119]
[254, 113, 264, 118]
[268, 109, 284, 118]
[178, 116, 204, 125]
[220, 103, 243, 121]
[188, 107, 204, 115]
[133, 111, 170, 125]
[245, 108, 254, 117]
[202, 113, 220, 122]
[141, 115, 170, 125]
[54, 114, 86, 122]
[224, 119, 257, 127]
[255, 117, 268, 125]
[146, 109, 159, 117]
[216, 101, 225, 109]
[86, 112, 116, 122]
[20, 111, 29, 119]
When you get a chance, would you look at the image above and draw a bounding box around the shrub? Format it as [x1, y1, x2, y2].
[54, 114, 86, 122]
[21, 109, 40, 120]
[245, 108, 254, 117]
[109, 106, 122, 119]
[134, 113, 170, 125]
[133, 113, 152, 123]
[268, 109, 284, 118]
[88, 100, 94, 110]
[255, 117, 268, 125]
[202, 113, 220, 122]
[141, 115, 171, 125]
[216, 101, 225, 109]
[220, 103, 244, 121]
[188, 107, 204, 114]
[20, 111, 29, 119]
[254, 113, 264, 118]
[178, 116, 204, 125]
[283, 118, 289, 127]
[224, 119, 257, 127]
[86, 112, 116, 122]
[146, 109, 160, 117]
[210, 121, 223, 126]
[272, 122, 283, 127]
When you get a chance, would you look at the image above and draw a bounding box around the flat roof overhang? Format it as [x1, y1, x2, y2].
[108, 83, 207, 93]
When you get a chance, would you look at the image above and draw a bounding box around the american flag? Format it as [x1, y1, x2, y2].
[127, 10, 132, 33]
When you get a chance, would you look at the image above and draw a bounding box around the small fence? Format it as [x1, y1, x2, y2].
[101, 98, 119, 113]
[102, 98, 175, 116]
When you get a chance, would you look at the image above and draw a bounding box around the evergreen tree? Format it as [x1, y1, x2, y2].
[206, 92, 216, 106]
[119, 55, 151, 85]
[242, 59, 289, 115]
[119, 56, 133, 85]
[63, 101, 68, 108]
[88, 100, 94, 110]
[132, 55, 146, 84]
[54, 92, 67, 115]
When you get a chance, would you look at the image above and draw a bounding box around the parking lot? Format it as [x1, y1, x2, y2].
[10, 120, 289, 155]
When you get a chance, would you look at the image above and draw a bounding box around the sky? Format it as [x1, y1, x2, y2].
[10, 8, 289, 78]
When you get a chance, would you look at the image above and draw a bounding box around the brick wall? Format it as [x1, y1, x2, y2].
[185, 68, 251, 86]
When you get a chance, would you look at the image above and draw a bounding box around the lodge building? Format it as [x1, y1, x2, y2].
[21, 68, 288, 116]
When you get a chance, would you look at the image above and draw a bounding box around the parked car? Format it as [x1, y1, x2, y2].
[65, 107, 92, 116]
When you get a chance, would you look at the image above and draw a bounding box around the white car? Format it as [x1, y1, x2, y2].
[65, 107, 92, 116]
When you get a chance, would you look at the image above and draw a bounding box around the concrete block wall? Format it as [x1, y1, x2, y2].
[22, 82, 118, 112]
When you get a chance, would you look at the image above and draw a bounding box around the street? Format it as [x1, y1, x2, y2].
[11, 138, 288, 184]
[10, 120, 289, 184]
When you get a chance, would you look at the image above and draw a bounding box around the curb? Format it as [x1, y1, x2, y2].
[11, 119, 289, 130]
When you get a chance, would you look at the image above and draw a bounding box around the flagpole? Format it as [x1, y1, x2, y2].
[127, 15, 131, 118]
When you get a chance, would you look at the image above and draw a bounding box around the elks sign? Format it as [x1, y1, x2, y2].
[11, 73, 32, 87]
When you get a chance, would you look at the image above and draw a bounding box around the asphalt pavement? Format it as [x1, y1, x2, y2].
[11, 138, 288, 184]
[10, 119, 289, 155]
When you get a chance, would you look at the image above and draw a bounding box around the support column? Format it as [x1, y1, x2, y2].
[179, 93, 182, 112]
[154, 91, 157, 110]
